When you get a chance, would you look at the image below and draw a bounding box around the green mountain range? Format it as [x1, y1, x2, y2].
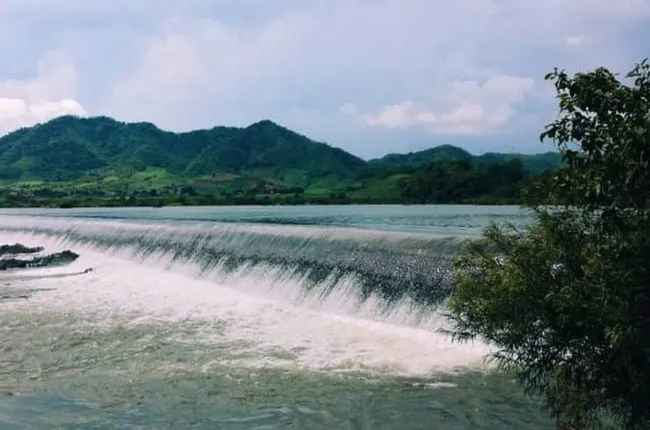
[370, 145, 562, 175]
[0, 115, 563, 207]
[0, 116, 365, 183]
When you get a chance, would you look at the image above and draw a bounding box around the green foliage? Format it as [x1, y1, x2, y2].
[0, 116, 364, 185]
[446, 59, 650, 429]
[400, 158, 526, 204]
[540, 61, 650, 212]
[474, 151, 563, 176]
[370, 144, 472, 167]
[0, 116, 563, 207]
[370, 144, 563, 175]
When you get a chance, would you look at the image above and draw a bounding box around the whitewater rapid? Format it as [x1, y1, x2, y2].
[0, 216, 492, 379]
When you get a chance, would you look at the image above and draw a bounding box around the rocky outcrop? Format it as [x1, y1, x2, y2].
[0, 246, 79, 271]
[0, 243, 44, 257]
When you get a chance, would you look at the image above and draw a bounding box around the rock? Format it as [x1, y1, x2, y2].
[0, 245, 79, 271]
[0, 243, 44, 257]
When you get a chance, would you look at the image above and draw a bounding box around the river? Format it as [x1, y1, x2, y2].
[0, 205, 554, 429]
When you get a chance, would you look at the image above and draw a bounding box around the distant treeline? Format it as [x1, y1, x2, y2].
[398, 158, 534, 204]
[0, 158, 555, 208]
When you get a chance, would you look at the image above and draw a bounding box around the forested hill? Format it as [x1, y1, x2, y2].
[0, 115, 366, 184]
[0, 115, 563, 207]
[370, 146, 563, 175]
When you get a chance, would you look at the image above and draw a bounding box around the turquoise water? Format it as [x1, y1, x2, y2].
[0, 205, 554, 429]
[0, 204, 530, 234]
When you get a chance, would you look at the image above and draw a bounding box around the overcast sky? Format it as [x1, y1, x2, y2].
[1, 0, 648, 158]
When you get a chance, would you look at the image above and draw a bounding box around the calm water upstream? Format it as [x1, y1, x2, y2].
[0, 205, 555, 429]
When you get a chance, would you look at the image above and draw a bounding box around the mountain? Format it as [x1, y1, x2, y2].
[0, 116, 365, 185]
[370, 144, 472, 168]
[370, 145, 562, 175]
[473, 151, 563, 175]
[0, 115, 564, 207]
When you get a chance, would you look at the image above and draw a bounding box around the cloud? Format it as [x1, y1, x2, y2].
[0, 51, 78, 100]
[566, 35, 587, 46]
[0, 50, 87, 134]
[338, 103, 359, 116]
[106, 15, 310, 129]
[111, 30, 207, 103]
[357, 74, 535, 134]
[0, 98, 86, 134]
[364, 102, 419, 129]
[0, 0, 649, 156]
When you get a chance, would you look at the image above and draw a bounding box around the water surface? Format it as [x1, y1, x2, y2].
[0, 205, 553, 429]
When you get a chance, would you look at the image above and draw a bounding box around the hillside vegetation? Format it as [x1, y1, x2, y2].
[370, 145, 562, 175]
[0, 116, 364, 182]
[0, 115, 562, 207]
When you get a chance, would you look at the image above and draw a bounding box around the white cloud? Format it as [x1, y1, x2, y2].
[0, 0, 648, 155]
[101, 0, 645, 138]
[0, 51, 78, 99]
[104, 1, 545, 134]
[566, 35, 586, 46]
[338, 103, 359, 116]
[0, 98, 86, 134]
[363, 102, 420, 129]
[29, 98, 86, 120]
[0, 50, 87, 134]
[359, 74, 535, 134]
[112, 31, 206, 102]
[106, 16, 310, 128]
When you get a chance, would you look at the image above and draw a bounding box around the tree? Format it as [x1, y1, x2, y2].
[445, 59, 650, 429]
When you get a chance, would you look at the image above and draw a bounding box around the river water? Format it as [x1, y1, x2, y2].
[0, 205, 554, 429]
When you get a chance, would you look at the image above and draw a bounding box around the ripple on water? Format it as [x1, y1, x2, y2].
[0, 213, 552, 429]
[0, 304, 555, 429]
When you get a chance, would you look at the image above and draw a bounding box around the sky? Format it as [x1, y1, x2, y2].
[0, 0, 648, 159]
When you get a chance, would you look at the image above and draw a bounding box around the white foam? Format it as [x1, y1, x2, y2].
[0, 214, 472, 244]
[0, 228, 492, 376]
